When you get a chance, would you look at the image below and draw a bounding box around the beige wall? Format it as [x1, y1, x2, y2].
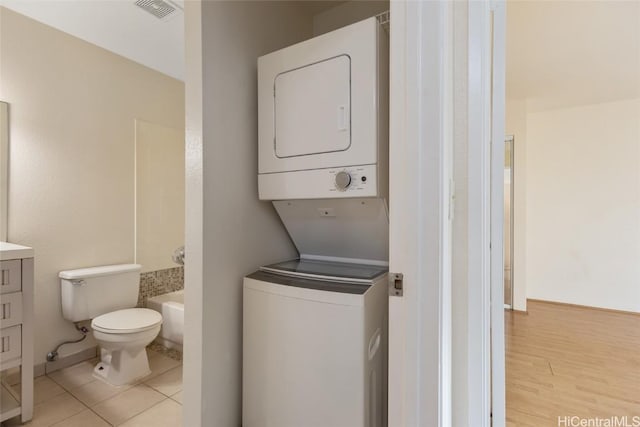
[525, 98, 640, 312]
[135, 120, 185, 273]
[0, 7, 185, 364]
[507, 97, 640, 312]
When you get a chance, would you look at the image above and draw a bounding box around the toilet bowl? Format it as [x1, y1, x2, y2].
[91, 308, 163, 386]
[59, 264, 164, 387]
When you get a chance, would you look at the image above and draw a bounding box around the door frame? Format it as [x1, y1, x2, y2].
[504, 134, 515, 310]
[466, 0, 507, 424]
[490, 2, 507, 425]
[387, 0, 506, 425]
[388, 0, 453, 425]
[467, 0, 507, 425]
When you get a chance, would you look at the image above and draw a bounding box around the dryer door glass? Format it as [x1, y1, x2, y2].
[274, 55, 351, 158]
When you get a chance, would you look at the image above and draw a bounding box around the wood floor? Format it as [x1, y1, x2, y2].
[506, 300, 640, 426]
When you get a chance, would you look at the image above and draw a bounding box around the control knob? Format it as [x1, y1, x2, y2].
[335, 171, 352, 191]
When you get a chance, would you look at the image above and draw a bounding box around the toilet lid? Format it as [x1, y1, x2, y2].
[92, 308, 162, 334]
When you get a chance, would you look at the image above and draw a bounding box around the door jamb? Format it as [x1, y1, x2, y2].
[387, 0, 453, 425]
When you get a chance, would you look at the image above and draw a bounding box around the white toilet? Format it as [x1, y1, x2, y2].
[59, 264, 162, 386]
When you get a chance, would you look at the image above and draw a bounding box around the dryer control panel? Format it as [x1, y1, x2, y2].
[330, 168, 369, 193]
[259, 164, 378, 200]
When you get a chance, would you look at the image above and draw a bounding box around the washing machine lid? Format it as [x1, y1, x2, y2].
[247, 270, 372, 296]
[92, 308, 162, 334]
[260, 258, 387, 284]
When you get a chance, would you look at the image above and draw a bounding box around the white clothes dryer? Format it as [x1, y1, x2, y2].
[258, 17, 388, 201]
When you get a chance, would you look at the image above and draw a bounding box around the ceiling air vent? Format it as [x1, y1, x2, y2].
[134, 0, 181, 21]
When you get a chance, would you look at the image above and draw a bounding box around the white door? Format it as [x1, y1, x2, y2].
[387, 1, 453, 426]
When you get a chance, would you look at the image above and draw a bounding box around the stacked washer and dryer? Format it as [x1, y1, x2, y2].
[243, 16, 389, 427]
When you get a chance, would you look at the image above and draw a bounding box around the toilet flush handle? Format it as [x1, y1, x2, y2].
[70, 279, 85, 286]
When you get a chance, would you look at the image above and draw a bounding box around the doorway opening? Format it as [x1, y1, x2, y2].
[502, 1, 640, 424]
[503, 135, 513, 309]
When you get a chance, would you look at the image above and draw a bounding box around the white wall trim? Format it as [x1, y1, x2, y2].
[490, 1, 507, 425]
[466, 1, 493, 425]
[183, 1, 204, 426]
[388, 0, 453, 425]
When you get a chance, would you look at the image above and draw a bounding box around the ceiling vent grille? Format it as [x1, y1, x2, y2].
[134, 0, 179, 20]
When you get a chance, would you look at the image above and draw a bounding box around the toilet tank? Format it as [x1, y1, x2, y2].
[59, 264, 141, 322]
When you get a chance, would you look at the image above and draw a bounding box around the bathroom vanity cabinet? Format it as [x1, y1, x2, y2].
[0, 242, 33, 423]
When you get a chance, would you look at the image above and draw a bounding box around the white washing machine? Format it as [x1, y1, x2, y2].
[242, 259, 387, 427]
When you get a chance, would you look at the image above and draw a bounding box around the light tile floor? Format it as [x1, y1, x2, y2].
[8, 349, 182, 427]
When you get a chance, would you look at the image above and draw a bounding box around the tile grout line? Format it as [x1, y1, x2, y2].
[46, 363, 96, 393]
[114, 395, 175, 426]
[46, 387, 94, 427]
[143, 366, 183, 398]
[41, 353, 180, 426]
[169, 395, 183, 405]
[87, 405, 115, 427]
[110, 384, 169, 427]
[49, 375, 166, 426]
[44, 368, 132, 426]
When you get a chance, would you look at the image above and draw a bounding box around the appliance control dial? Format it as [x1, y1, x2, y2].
[335, 171, 352, 191]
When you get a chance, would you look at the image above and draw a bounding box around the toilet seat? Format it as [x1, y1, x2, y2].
[92, 308, 162, 334]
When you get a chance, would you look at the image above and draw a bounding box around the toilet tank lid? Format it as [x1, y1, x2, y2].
[59, 264, 142, 280]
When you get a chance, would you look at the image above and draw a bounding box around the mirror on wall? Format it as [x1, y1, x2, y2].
[135, 119, 185, 273]
[0, 102, 8, 242]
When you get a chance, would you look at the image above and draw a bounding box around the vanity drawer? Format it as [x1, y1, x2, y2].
[0, 325, 21, 363]
[0, 260, 21, 294]
[0, 292, 22, 329]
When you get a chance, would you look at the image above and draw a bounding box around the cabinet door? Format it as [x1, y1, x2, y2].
[0, 260, 21, 294]
[0, 325, 22, 363]
[274, 55, 351, 158]
[0, 292, 22, 329]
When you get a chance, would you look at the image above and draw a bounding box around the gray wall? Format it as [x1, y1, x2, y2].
[184, 2, 313, 425]
[312, 1, 388, 35]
